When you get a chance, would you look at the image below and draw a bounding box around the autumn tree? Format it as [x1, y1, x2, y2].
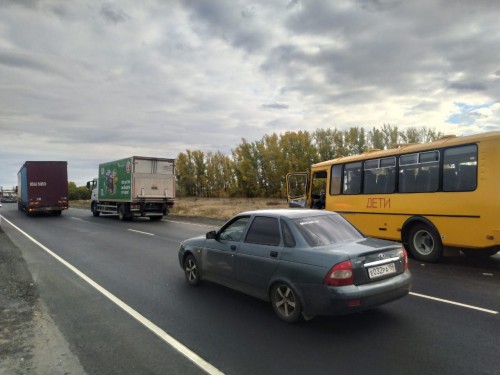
[232, 139, 260, 197]
[367, 127, 385, 150]
[175, 151, 196, 196]
[205, 151, 235, 197]
[175, 126, 445, 198]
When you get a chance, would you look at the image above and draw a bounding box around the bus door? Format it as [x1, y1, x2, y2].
[286, 173, 309, 208]
[310, 170, 328, 209]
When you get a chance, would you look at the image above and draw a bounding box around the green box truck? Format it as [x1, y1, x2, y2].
[87, 156, 175, 221]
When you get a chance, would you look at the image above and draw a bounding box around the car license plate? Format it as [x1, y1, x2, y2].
[368, 263, 396, 279]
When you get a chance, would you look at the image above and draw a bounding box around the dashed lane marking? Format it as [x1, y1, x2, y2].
[128, 229, 155, 236]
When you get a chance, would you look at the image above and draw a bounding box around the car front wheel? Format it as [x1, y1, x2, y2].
[184, 254, 200, 286]
[271, 282, 302, 323]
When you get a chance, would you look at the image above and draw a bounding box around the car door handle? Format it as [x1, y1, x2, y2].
[270, 250, 278, 258]
[230, 245, 237, 251]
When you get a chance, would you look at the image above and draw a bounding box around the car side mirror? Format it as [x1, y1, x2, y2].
[206, 230, 217, 240]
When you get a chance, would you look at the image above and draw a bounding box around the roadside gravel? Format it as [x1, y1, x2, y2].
[0, 227, 85, 375]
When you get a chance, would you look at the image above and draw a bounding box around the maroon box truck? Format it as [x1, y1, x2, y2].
[17, 161, 69, 215]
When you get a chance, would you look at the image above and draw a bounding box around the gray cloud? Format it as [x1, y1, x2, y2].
[448, 81, 488, 92]
[262, 103, 289, 110]
[100, 3, 131, 25]
[1, 0, 499, 187]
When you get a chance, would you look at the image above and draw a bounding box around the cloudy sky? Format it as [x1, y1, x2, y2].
[1, 0, 499, 188]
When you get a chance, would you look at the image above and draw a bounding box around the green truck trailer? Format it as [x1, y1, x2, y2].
[87, 156, 175, 221]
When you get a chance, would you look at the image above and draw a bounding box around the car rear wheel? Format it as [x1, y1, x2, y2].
[407, 223, 442, 262]
[271, 283, 302, 323]
[184, 254, 200, 286]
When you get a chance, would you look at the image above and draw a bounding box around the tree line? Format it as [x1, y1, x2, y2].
[68, 182, 91, 200]
[176, 125, 444, 199]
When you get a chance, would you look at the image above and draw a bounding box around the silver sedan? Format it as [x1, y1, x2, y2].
[179, 209, 412, 323]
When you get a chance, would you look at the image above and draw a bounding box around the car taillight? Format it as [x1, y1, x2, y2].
[403, 248, 409, 270]
[324, 260, 354, 286]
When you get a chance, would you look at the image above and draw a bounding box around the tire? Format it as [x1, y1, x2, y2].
[150, 215, 163, 221]
[461, 248, 498, 258]
[270, 282, 302, 323]
[91, 202, 100, 217]
[53, 210, 62, 216]
[118, 204, 132, 221]
[407, 223, 442, 262]
[183, 254, 200, 286]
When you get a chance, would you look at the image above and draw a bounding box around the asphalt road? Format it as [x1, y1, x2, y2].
[1, 203, 499, 375]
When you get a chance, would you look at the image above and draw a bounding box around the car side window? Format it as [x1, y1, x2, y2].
[281, 221, 296, 247]
[244, 216, 281, 246]
[219, 217, 250, 241]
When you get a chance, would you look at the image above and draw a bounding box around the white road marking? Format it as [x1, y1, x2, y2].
[70, 217, 83, 221]
[1, 216, 224, 375]
[410, 292, 498, 315]
[128, 229, 155, 236]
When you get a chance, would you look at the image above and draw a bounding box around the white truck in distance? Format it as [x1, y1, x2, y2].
[87, 156, 175, 221]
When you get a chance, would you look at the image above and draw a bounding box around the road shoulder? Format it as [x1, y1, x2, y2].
[0, 227, 85, 375]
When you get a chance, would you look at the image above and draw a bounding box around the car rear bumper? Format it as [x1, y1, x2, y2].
[298, 270, 412, 316]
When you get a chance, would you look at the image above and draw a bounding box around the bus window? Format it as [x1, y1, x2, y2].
[343, 162, 362, 194]
[399, 151, 439, 193]
[330, 165, 342, 195]
[443, 145, 478, 192]
[364, 157, 395, 194]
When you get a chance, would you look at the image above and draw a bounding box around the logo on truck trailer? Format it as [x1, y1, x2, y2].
[29, 182, 47, 187]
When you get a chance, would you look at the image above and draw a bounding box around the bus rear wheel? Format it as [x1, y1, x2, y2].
[407, 223, 442, 262]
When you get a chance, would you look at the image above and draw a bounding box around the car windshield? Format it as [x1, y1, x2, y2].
[292, 214, 364, 247]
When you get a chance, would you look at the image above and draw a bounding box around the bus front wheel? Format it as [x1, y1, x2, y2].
[407, 223, 442, 262]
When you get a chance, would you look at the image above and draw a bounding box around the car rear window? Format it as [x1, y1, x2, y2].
[292, 214, 363, 247]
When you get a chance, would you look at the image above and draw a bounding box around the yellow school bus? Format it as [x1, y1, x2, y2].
[287, 131, 500, 262]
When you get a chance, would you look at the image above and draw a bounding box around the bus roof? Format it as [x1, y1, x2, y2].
[312, 130, 500, 168]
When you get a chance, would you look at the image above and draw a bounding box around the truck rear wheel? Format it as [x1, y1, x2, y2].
[118, 204, 132, 221]
[150, 216, 163, 221]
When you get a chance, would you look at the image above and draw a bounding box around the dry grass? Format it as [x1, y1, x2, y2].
[170, 197, 289, 220]
[70, 197, 289, 220]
